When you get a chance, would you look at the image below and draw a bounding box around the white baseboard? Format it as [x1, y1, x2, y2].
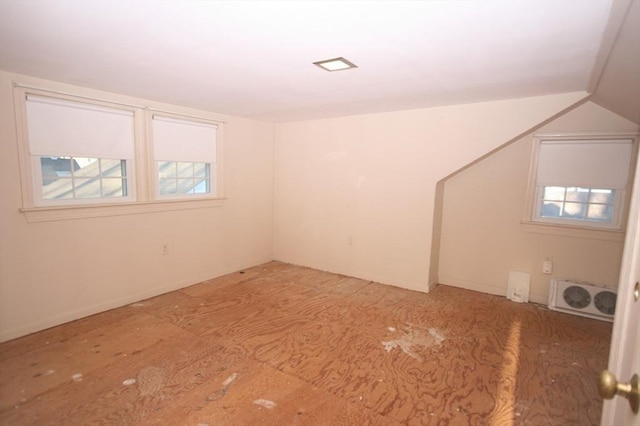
[438, 275, 548, 305]
[272, 258, 430, 294]
[0, 257, 272, 343]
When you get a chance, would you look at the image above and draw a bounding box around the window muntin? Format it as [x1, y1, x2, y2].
[158, 161, 210, 195]
[530, 137, 635, 230]
[539, 186, 616, 223]
[40, 156, 128, 200]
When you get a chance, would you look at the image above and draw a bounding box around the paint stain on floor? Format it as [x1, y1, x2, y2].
[382, 326, 444, 361]
[137, 366, 164, 397]
[253, 399, 277, 409]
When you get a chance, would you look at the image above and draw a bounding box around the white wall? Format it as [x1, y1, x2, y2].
[439, 102, 639, 303]
[273, 92, 588, 291]
[0, 70, 609, 343]
[0, 71, 275, 342]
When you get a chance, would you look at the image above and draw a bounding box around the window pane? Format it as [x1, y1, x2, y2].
[542, 186, 565, 201]
[177, 162, 194, 177]
[73, 158, 100, 177]
[563, 202, 586, 219]
[158, 161, 177, 178]
[190, 178, 209, 194]
[159, 179, 177, 195]
[174, 178, 189, 194]
[40, 156, 72, 185]
[101, 159, 125, 177]
[101, 178, 126, 197]
[565, 187, 589, 203]
[42, 179, 73, 199]
[193, 162, 209, 177]
[587, 204, 613, 222]
[74, 178, 102, 198]
[590, 189, 614, 204]
[541, 201, 562, 218]
[175, 178, 200, 194]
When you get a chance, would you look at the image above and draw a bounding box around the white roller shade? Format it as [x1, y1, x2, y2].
[152, 115, 217, 162]
[536, 139, 633, 189]
[26, 95, 134, 159]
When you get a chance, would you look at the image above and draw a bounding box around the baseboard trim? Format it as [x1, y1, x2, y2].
[438, 275, 548, 305]
[272, 258, 430, 294]
[0, 257, 273, 343]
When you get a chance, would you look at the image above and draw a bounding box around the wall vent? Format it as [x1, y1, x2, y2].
[548, 279, 616, 322]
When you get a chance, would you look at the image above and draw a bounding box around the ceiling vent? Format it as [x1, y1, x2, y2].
[548, 279, 616, 322]
[313, 57, 358, 72]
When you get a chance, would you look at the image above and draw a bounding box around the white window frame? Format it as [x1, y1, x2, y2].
[524, 133, 638, 233]
[15, 89, 138, 208]
[13, 84, 225, 222]
[150, 113, 223, 201]
[21, 90, 136, 207]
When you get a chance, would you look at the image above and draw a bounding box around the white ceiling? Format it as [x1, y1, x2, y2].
[0, 0, 632, 123]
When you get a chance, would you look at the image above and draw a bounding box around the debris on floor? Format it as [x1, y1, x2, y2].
[253, 399, 277, 409]
[382, 326, 444, 361]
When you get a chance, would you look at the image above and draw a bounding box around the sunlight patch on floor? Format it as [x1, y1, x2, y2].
[490, 318, 522, 425]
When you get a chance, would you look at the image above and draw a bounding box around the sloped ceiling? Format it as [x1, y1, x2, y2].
[591, 0, 640, 124]
[0, 0, 635, 123]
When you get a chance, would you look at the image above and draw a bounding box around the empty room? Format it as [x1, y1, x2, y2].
[0, 1, 639, 425]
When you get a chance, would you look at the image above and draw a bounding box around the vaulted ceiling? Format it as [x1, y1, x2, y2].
[0, 0, 638, 123]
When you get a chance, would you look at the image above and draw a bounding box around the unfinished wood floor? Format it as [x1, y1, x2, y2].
[0, 262, 612, 425]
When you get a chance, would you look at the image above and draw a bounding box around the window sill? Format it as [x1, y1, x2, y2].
[520, 220, 625, 242]
[20, 198, 226, 223]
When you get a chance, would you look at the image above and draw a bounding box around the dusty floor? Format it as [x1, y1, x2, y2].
[0, 262, 612, 425]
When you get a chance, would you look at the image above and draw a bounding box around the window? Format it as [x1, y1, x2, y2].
[530, 136, 635, 230]
[152, 115, 218, 199]
[24, 94, 135, 206]
[15, 86, 224, 220]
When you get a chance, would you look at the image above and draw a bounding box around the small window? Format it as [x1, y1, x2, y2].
[24, 94, 135, 206]
[530, 137, 635, 229]
[152, 115, 219, 199]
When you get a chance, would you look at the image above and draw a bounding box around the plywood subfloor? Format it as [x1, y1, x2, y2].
[0, 262, 612, 425]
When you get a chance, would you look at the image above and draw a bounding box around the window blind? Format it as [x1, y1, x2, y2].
[26, 95, 135, 159]
[536, 139, 633, 189]
[152, 115, 217, 162]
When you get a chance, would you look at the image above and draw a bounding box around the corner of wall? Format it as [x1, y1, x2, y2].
[428, 179, 446, 291]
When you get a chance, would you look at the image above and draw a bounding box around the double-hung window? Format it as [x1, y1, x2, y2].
[16, 86, 224, 220]
[152, 115, 219, 199]
[530, 136, 636, 230]
[24, 94, 135, 206]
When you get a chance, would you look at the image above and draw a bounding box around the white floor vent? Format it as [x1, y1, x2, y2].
[548, 279, 616, 322]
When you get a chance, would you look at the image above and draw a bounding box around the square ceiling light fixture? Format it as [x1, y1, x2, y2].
[313, 57, 358, 72]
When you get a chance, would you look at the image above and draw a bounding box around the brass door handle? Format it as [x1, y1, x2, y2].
[599, 370, 639, 414]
